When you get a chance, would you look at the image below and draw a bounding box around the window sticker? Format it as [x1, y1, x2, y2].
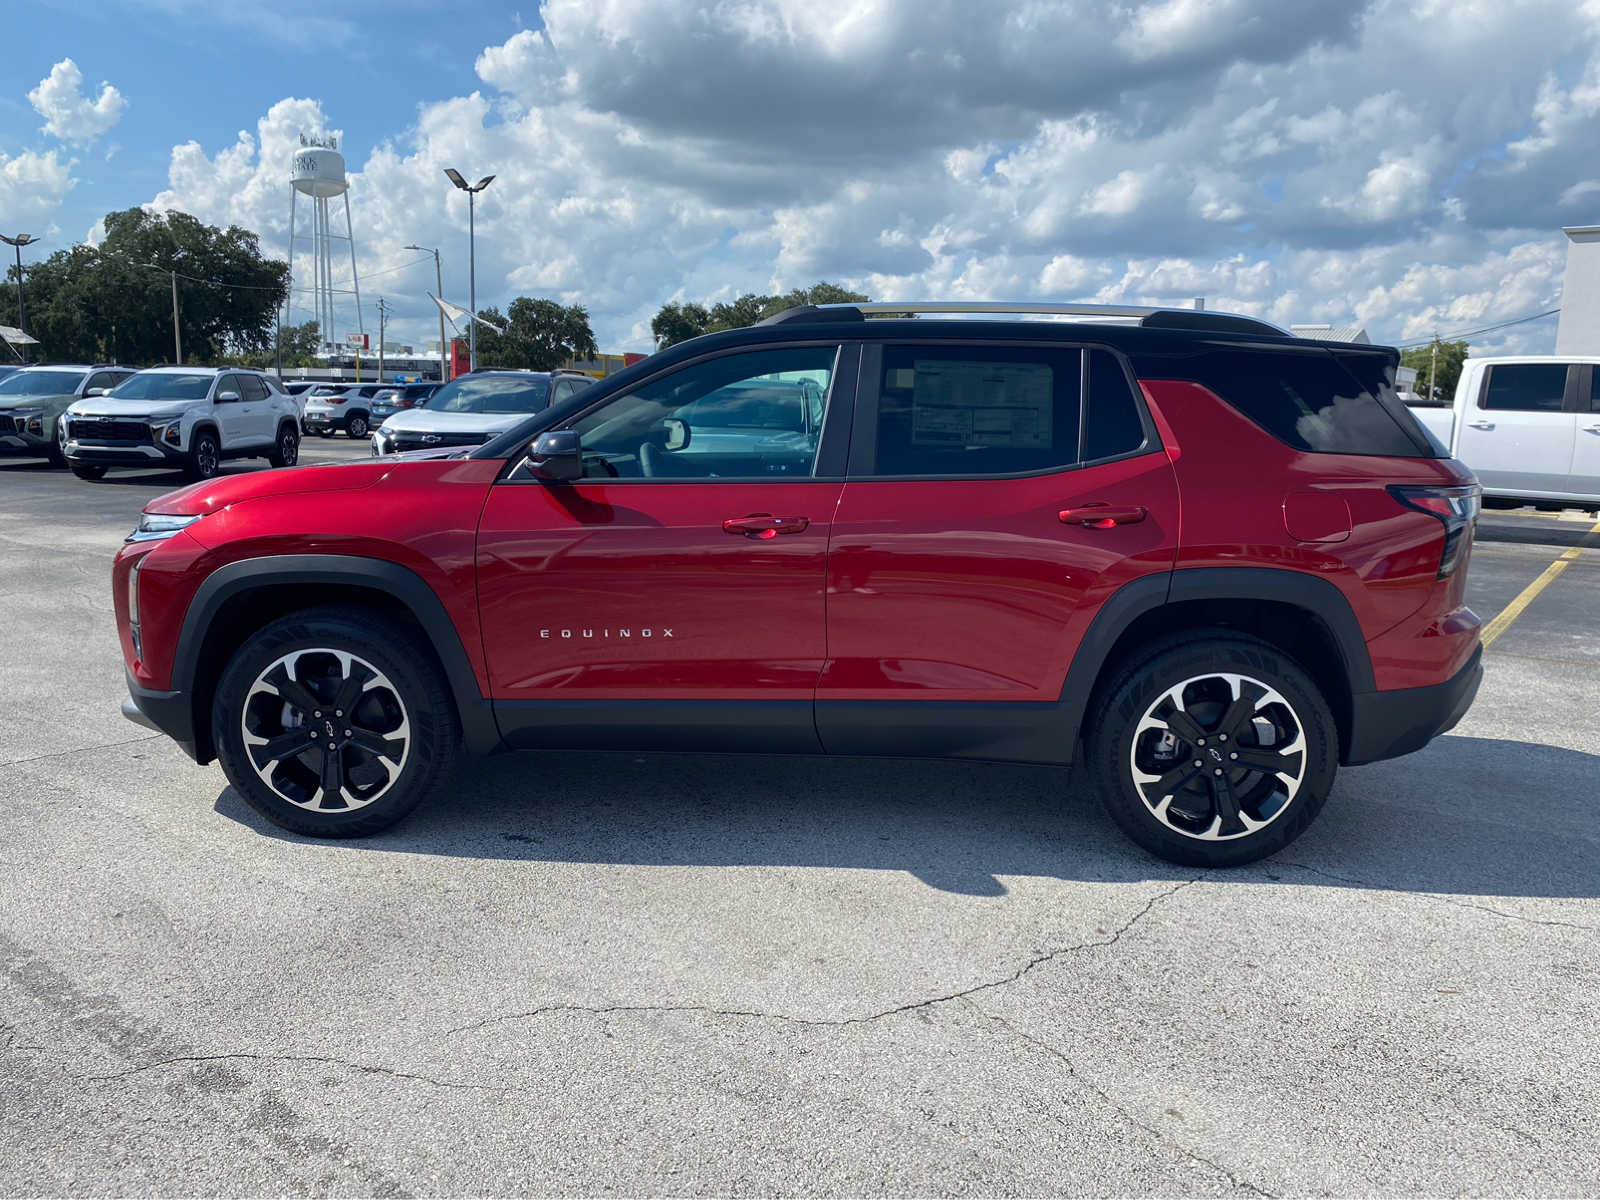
[908, 360, 1054, 448]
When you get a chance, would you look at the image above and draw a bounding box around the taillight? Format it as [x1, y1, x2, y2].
[1388, 484, 1480, 578]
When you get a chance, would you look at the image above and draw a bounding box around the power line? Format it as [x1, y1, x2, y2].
[1397, 307, 1560, 348]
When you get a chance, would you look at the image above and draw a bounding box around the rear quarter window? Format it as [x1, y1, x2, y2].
[1178, 348, 1438, 457]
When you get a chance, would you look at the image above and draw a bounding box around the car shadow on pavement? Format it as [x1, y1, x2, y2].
[213, 733, 1599, 901]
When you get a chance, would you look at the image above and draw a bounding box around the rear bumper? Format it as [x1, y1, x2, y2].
[1344, 644, 1482, 766]
[122, 674, 206, 763]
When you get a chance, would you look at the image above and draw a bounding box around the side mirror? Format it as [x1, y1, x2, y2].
[216, 390, 241, 403]
[84, 387, 107, 398]
[525, 429, 583, 481]
[662, 417, 691, 451]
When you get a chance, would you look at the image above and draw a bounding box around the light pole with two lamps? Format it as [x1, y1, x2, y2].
[1, 233, 39, 362]
[443, 169, 494, 371]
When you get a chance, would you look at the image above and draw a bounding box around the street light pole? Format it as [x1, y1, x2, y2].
[1, 233, 39, 363]
[170, 269, 182, 364]
[406, 243, 449, 382]
[443, 169, 495, 372]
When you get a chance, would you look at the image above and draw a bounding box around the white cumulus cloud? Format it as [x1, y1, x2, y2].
[28, 59, 127, 145]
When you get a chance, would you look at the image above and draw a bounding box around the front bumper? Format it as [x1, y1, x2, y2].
[1344, 644, 1483, 766]
[0, 432, 52, 456]
[122, 673, 206, 763]
[67, 438, 187, 466]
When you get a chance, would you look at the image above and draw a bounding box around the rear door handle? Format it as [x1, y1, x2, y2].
[1059, 504, 1147, 528]
[1467, 420, 1495, 430]
[723, 514, 810, 539]
[1583, 424, 1600, 434]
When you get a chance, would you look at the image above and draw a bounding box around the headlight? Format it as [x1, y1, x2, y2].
[127, 513, 202, 543]
[151, 420, 183, 446]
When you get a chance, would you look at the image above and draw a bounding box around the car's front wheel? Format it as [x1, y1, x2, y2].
[47, 415, 67, 466]
[184, 430, 221, 481]
[267, 424, 299, 468]
[1085, 632, 1337, 868]
[212, 607, 459, 837]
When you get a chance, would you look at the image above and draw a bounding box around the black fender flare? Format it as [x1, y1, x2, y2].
[173, 554, 500, 758]
[1058, 565, 1375, 744]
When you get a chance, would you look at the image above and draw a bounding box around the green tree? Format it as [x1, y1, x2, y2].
[238, 320, 320, 369]
[473, 297, 598, 370]
[651, 301, 710, 348]
[15, 208, 288, 365]
[1400, 339, 1469, 405]
[651, 282, 869, 349]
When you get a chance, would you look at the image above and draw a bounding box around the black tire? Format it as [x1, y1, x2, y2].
[47, 416, 67, 466]
[212, 607, 460, 838]
[69, 462, 107, 480]
[346, 413, 369, 439]
[318, 429, 333, 438]
[184, 430, 221, 481]
[1085, 632, 1338, 868]
[267, 423, 300, 468]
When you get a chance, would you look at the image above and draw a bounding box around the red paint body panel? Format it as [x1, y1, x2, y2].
[1139, 380, 1479, 690]
[476, 480, 843, 699]
[115, 459, 501, 691]
[819, 451, 1181, 701]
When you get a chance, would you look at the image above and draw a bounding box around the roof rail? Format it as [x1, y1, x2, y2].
[764, 301, 1287, 337]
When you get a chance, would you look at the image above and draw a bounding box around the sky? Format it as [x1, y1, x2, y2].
[2, 0, 1598, 356]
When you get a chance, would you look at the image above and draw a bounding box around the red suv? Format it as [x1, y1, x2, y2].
[115, 303, 1482, 866]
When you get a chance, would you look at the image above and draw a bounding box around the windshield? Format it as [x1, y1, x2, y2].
[426, 375, 550, 414]
[0, 369, 86, 397]
[109, 373, 214, 401]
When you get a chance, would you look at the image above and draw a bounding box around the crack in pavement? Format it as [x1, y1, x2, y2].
[1, 732, 163, 770]
[80, 1052, 508, 1094]
[1276, 862, 1598, 933]
[448, 879, 1198, 1037]
[962, 998, 1274, 1197]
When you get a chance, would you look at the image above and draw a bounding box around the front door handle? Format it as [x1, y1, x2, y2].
[1059, 504, 1147, 528]
[1467, 420, 1495, 430]
[1583, 424, 1600, 434]
[723, 513, 810, 539]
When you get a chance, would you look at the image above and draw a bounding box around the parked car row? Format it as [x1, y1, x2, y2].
[0, 362, 603, 482]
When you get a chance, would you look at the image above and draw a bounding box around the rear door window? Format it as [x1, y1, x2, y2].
[869, 344, 1082, 477]
[1083, 350, 1148, 462]
[1481, 363, 1569, 412]
[240, 375, 270, 402]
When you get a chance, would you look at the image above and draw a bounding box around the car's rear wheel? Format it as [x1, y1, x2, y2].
[1085, 633, 1337, 867]
[267, 424, 299, 468]
[212, 607, 459, 838]
[184, 430, 220, 481]
[69, 462, 107, 480]
[346, 414, 368, 439]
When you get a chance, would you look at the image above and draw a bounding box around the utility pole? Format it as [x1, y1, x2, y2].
[1428, 334, 1439, 404]
[169, 269, 182, 364]
[377, 297, 389, 383]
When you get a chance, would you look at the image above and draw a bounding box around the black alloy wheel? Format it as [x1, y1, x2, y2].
[1087, 632, 1337, 867]
[186, 430, 221, 481]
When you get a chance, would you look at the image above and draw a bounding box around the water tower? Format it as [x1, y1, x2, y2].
[288, 134, 363, 351]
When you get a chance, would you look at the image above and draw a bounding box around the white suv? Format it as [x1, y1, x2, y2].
[370, 370, 593, 455]
[63, 367, 302, 481]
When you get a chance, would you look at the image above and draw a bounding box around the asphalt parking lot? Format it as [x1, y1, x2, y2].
[1, 446, 1596, 1196]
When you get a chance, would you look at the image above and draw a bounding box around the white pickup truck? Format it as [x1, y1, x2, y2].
[1406, 355, 1600, 509]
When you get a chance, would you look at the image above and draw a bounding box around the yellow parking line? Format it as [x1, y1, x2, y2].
[1480, 516, 1600, 648]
